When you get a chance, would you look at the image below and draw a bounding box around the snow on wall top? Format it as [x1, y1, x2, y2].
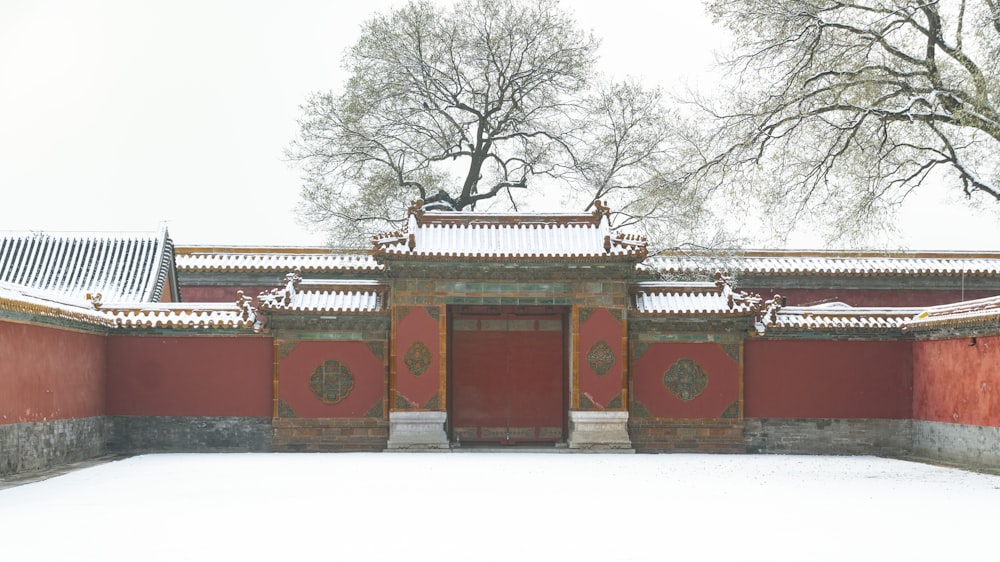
[372, 200, 647, 260]
[175, 246, 381, 272]
[0, 228, 174, 303]
[0, 281, 257, 330]
[257, 273, 385, 314]
[761, 304, 921, 333]
[0, 282, 116, 328]
[903, 295, 1000, 332]
[632, 276, 761, 316]
[647, 250, 1000, 277]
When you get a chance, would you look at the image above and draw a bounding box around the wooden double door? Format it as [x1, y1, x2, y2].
[449, 306, 567, 445]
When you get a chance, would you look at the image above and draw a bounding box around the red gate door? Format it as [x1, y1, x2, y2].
[451, 306, 565, 444]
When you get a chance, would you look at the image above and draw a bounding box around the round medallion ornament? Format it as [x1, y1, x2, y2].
[309, 359, 354, 404]
[404, 340, 432, 376]
[586, 340, 616, 377]
[663, 359, 708, 401]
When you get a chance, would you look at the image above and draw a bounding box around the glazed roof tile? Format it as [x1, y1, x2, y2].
[373, 200, 647, 260]
[0, 281, 257, 331]
[0, 283, 116, 328]
[257, 274, 385, 314]
[762, 304, 920, 333]
[103, 301, 257, 330]
[175, 247, 381, 272]
[631, 278, 761, 316]
[647, 250, 1000, 277]
[903, 295, 1000, 331]
[0, 228, 174, 302]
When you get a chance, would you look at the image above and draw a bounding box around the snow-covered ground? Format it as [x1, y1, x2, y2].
[1, 453, 998, 561]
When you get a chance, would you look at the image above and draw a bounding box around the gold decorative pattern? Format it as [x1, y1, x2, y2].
[663, 359, 708, 401]
[719, 342, 740, 363]
[364, 398, 384, 419]
[277, 340, 298, 360]
[586, 340, 615, 377]
[423, 393, 439, 410]
[309, 359, 354, 404]
[631, 400, 652, 418]
[365, 340, 386, 360]
[277, 399, 297, 418]
[404, 340, 432, 376]
[720, 401, 740, 419]
[579, 307, 595, 323]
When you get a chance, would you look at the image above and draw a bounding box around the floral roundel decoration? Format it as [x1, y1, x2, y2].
[404, 340, 432, 377]
[663, 359, 708, 401]
[310, 359, 354, 404]
[586, 340, 616, 377]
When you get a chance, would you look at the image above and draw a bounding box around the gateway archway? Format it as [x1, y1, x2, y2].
[449, 305, 567, 445]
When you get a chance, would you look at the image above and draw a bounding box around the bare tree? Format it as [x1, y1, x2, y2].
[289, 0, 600, 244]
[687, 0, 1000, 243]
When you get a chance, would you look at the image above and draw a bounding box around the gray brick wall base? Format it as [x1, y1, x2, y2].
[107, 416, 273, 454]
[0, 417, 108, 477]
[911, 420, 1000, 470]
[745, 418, 913, 456]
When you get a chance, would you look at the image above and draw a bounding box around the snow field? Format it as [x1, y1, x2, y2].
[1, 453, 998, 562]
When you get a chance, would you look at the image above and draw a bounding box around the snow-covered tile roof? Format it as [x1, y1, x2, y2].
[103, 300, 257, 330]
[0, 282, 257, 331]
[646, 250, 1000, 277]
[0, 282, 116, 328]
[175, 247, 381, 272]
[759, 301, 920, 333]
[257, 274, 385, 314]
[632, 277, 761, 316]
[0, 228, 174, 303]
[373, 200, 647, 260]
[903, 295, 1000, 332]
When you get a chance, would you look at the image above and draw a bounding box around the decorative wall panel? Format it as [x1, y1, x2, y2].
[393, 306, 443, 409]
[277, 340, 386, 418]
[631, 342, 739, 419]
[577, 307, 626, 409]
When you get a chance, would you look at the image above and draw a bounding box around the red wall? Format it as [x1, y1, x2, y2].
[913, 335, 1000, 426]
[106, 335, 273, 417]
[577, 308, 625, 408]
[278, 340, 385, 418]
[744, 339, 912, 418]
[744, 287, 998, 307]
[0, 321, 106, 423]
[393, 306, 442, 409]
[632, 342, 739, 418]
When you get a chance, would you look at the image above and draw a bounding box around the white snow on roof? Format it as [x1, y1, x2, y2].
[175, 247, 381, 272]
[0, 228, 173, 302]
[904, 295, 1000, 331]
[0, 282, 257, 331]
[102, 300, 257, 330]
[632, 282, 760, 315]
[257, 275, 385, 314]
[374, 203, 647, 259]
[647, 251, 1000, 276]
[764, 305, 921, 332]
[0, 282, 115, 328]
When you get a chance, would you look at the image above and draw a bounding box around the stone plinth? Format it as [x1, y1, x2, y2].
[387, 411, 449, 450]
[567, 410, 632, 450]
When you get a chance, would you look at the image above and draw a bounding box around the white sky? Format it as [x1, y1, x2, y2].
[2, 453, 1000, 561]
[1, 0, 998, 249]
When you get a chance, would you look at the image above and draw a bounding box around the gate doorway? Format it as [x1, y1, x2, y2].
[449, 305, 567, 445]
